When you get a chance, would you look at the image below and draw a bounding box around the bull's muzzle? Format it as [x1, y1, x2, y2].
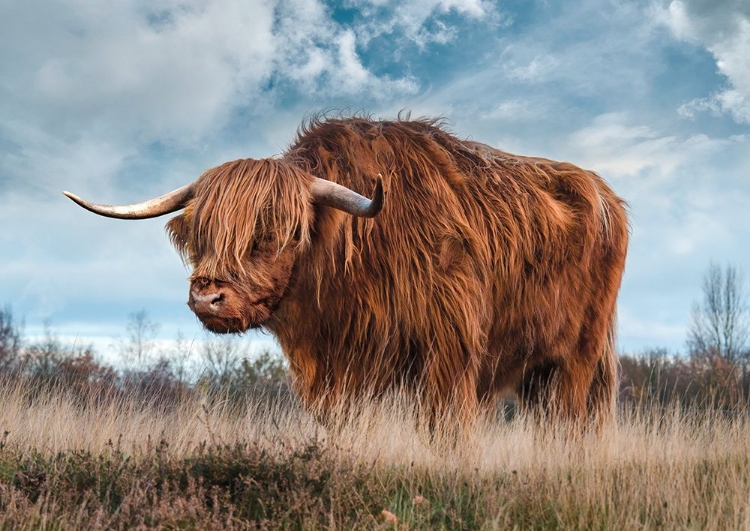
[188, 289, 225, 315]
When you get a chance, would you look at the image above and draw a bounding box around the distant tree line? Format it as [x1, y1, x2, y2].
[2, 262, 749, 411]
[0, 307, 290, 408]
[619, 263, 750, 409]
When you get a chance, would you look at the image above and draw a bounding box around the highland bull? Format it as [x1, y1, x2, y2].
[65, 117, 628, 426]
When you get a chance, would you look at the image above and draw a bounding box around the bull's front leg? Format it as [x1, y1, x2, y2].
[421, 341, 481, 436]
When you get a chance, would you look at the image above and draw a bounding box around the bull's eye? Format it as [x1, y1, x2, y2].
[212, 270, 241, 284]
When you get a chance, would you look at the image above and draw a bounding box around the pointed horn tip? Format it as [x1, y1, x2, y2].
[63, 191, 85, 205]
[63, 190, 97, 212]
[62, 190, 107, 214]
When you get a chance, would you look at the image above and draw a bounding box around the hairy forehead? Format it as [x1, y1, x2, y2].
[165, 159, 313, 277]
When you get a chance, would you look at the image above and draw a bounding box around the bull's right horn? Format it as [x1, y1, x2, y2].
[63, 183, 195, 219]
[310, 174, 384, 218]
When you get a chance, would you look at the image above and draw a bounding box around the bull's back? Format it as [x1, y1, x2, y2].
[461, 149, 628, 394]
[281, 118, 628, 408]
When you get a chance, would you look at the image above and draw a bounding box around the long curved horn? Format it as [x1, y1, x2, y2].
[63, 183, 195, 220]
[310, 174, 384, 218]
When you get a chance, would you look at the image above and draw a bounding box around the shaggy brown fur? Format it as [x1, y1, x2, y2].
[167, 117, 629, 426]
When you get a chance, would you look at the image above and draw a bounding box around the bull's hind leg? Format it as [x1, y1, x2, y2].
[517, 358, 599, 427]
[518, 276, 621, 430]
[518, 334, 617, 429]
[585, 326, 618, 428]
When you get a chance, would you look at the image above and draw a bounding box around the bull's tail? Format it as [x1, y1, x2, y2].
[587, 318, 618, 427]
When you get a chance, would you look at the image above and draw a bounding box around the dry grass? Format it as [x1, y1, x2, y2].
[0, 380, 749, 529]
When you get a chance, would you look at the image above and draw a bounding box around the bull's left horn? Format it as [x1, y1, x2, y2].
[63, 183, 195, 219]
[310, 174, 384, 218]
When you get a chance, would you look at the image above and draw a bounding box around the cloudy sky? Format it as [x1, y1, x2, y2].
[1, 0, 749, 357]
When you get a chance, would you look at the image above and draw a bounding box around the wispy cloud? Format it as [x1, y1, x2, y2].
[480, 99, 551, 122]
[346, 0, 500, 48]
[567, 112, 729, 178]
[0, 0, 428, 148]
[657, 0, 750, 124]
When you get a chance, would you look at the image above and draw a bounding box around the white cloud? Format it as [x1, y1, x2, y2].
[567, 112, 728, 178]
[503, 56, 560, 83]
[480, 99, 550, 122]
[565, 113, 748, 267]
[347, 0, 499, 48]
[271, 0, 420, 97]
[1, 1, 277, 143]
[336, 30, 375, 92]
[275, 8, 419, 98]
[658, 0, 750, 123]
[0, 0, 427, 149]
[679, 89, 750, 124]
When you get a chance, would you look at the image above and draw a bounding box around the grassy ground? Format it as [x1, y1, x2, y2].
[0, 381, 748, 529]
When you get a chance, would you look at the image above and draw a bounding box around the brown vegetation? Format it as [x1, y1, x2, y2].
[0, 380, 748, 529]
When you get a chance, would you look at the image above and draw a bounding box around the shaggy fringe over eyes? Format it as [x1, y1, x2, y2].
[167, 158, 312, 279]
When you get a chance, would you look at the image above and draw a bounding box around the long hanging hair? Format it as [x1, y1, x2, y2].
[166, 158, 313, 280]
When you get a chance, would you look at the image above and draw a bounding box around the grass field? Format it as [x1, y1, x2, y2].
[0, 381, 748, 529]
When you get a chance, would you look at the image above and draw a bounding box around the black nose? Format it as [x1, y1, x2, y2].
[190, 290, 225, 314]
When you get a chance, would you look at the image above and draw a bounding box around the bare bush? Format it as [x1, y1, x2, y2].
[688, 263, 750, 366]
[197, 335, 289, 398]
[118, 310, 160, 368]
[0, 306, 22, 372]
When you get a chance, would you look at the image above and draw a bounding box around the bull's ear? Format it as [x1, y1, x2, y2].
[310, 174, 384, 218]
[166, 213, 191, 262]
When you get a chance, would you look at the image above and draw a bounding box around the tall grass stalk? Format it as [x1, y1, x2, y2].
[0, 380, 748, 529]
